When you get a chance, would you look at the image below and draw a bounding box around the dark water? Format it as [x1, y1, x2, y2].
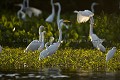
[0, 69, 120, 80]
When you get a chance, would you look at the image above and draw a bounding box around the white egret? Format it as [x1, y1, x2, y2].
[39, 19, 67, 60]
[0, 45, 2, 53]
[89, 17, 106, 52]
[38, 31, 46, 51]
[45, 0, 55, 22]
[24, 25, 44, 52]
[91, 2, 98, 13]
[15, 4, 26, 20]
[16, 0, 42, 18]
[106, 47, 117, 62]
[54, 2, 69, 29]
[24, 0, 42, 17]
[74, 10, 94, 23]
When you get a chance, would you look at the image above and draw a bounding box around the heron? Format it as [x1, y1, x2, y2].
[39, 19, 67, 60]
[24, 25, 44, 52]
[74, 10, 94, 23]
[45, 0, 55, 22]
[89, 17, 106, 52]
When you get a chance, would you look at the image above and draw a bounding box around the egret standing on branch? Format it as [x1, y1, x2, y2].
[45, 0, 55, 22]
[74, 10, 94, 23]
[106, 47, 117, 62]
[24, 25, 44, 52]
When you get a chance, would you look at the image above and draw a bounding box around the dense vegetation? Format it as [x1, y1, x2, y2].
[0, 47, 120, 72]
[0, 12, 120, 72]
[0, 12, 120, 48]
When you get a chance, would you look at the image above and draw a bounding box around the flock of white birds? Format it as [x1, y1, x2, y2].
[0, 0, 117, 62]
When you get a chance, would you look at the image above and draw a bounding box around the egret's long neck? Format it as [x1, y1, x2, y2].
[91, 4, 95, 13]
[51, 0, 55, 15]
[42, 32, 45, 42]
[39, 28, 42, 42]
[58, 29, 62, 42]
[57, 4, 61, 25]
[89, 17, 94, 35]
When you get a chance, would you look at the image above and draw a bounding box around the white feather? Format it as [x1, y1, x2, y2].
[106, 47, 117, 62]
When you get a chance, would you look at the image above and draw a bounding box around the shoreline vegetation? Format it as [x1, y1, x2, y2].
[0, 13, 120, 72]
[0, 47, 120, 72]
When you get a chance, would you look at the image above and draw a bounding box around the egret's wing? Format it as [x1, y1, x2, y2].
[29, 7, 42, 17]
[81, 10, 94, 17]
[25, 8, 33, 17]
[77, 10, 94, 23]
[97, 43, 106, 52]
[25, 40, 41, 52]
[45, 13, 55, 22]
[106, 49, 116, 62]
[39, 49, 49, 60]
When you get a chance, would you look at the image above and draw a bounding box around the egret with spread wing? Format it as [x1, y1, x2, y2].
[74, 10, 94, 23]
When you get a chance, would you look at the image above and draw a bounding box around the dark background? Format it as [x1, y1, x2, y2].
[0, 0, 119, 14]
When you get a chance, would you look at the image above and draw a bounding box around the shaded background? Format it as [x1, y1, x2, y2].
[0, 0, 119, 14]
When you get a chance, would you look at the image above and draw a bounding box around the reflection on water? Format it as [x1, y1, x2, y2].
[0, 68, 120, 80]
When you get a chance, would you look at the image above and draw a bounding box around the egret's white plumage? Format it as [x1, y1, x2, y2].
[38, 31, 46, 51]
[91, 2, 98, 13]
[16, 0, 42, 18]
[45, 0, 55, 22]
[24, 25, 44, 52]
[39, 19, 66, 60]
[106, 47, 117, 62]
[89, 17, 105, 52]
[74, 10, 94, 23]
[0, 45, 2, 53]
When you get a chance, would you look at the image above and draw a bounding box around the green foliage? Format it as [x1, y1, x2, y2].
[0, 47, 120, 72]
[0, 13, 120, 48]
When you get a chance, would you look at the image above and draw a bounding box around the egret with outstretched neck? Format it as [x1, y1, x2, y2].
[89, 17, 105, 52]
[45, 0, 55, 22]
[24, 25, 44, 52]
[54, 2, 69, 29]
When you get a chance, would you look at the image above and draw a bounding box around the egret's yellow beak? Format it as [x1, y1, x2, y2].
[63, 20, 71, 23]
